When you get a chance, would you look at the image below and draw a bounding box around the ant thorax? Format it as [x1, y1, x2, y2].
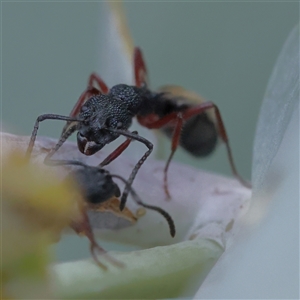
[109, 84, 148, 114]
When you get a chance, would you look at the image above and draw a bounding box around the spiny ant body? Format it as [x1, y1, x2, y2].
[26, 46, 250, 212]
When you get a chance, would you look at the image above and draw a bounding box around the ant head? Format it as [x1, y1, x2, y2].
[77, 95, 133, 155]
[73, 166, 121, 205]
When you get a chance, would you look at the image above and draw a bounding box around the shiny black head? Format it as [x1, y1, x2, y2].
[72, 166, 121, 204]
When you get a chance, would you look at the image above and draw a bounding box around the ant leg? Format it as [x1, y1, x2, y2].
[44, 124, 78, 165]
[112, 174, 176, 237]
[26, 114, 79, 159]
[69, 87, 101, 118]
[99, 131, 138, 167]
[163, 113, 183, 199]
[184, 102, 251, 188]
[105, 129, 153, 211]
[138, 113, 184, 198]
[61, 73, 108, 138]
[138, 101, 251, 192]
[60, 87, 101, 138]
[71, 206, 124, 269]
[88, 72, 109, 94]
[134, 47, 148, 87]
[68, 73, 108, 120]
[137, 112, 184, 198]
[70, 217, 108, 270]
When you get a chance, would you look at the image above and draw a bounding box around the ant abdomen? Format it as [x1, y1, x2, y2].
[157, 85, 219, 157]
[163, 113, 218, 157]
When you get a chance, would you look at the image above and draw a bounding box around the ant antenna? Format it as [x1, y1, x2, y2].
[104, 128, 153, 211]
[111, 174, 176, 237]
[25, 114, 80, 159]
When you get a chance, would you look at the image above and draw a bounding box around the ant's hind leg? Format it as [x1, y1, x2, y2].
[163, 113, 184, 199]
[137, 112, 185, 199]
[182, 102, 252, 189]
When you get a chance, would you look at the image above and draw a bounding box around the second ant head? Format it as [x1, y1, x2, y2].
[71, 166, 121, 204]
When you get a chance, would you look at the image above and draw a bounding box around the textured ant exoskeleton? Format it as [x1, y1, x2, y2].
[60, 159, 175, 269]
[26, 46, 250, 210]
[26, 85, 153, 211]
[68, 48, 251, 195]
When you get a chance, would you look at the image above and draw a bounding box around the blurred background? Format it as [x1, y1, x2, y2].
[2, 1, 298, 181]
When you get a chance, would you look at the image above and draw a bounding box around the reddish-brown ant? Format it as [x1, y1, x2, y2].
[26, 46, 250, 211]
[62, 159, 175, 269]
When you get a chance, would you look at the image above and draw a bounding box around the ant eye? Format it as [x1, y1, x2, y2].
[81, 105, 88, 112]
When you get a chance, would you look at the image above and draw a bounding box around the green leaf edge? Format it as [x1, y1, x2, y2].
[52, 238, 223, 299]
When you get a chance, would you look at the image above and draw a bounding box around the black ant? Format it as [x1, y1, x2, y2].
[58, 159, 176, 269]
[26, 46, 250, 211]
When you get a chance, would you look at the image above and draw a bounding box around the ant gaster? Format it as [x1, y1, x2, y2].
[62, 159, 175, 269]
[26, 47, 250, 211]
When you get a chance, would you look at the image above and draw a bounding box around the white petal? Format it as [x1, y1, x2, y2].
[3, 132, 251, 298]
[195, 24, 299, 299]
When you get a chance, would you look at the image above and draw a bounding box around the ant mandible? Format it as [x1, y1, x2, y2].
[61, 159, 176, 269]
[26, 46, 250, 212]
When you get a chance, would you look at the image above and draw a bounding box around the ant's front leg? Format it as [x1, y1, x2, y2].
[105, 129, 153, 211]
[26, 114, 79, 159]
[88, 73, 109, 94]
[70, 73, 108, 119]
[60, 73, 109, 137]
[99, 131, 138, 167]
[43, 123, 79, 166]
[60, 86, 101, 138]
[61, 74, 108, 138]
